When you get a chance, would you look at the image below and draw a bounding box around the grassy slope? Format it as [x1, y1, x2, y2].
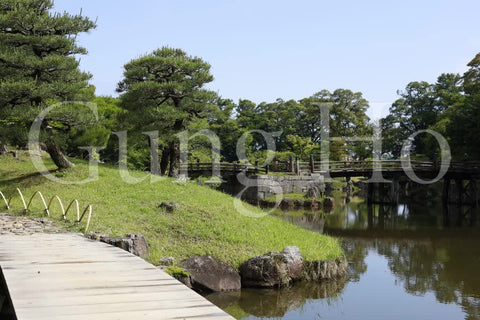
[0, 153, 343, 268]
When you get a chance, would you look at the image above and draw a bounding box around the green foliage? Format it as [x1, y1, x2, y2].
[165, 266, 189, 279]
[226, 89, 372, 163]
[463, 52, 480, 95]
[382, 52, 480, 161]
[0, 0, 97, 169]
[286, 135, 319, 161]
[0, 0, 95, 107]
[117, 47, 218, 176]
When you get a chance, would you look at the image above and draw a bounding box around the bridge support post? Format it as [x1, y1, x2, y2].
[442, 203, 451, 227]
[470, 179, 478, 224]
[390, 178, 399, 205]
[455, 179, 464, 205]
[443, 178, 451, 205]
[378, 204, 385, 229]
[379, 183, 387, 204]
[367, 182, 378, 204]
[367, 201, 374, 229]
[295, 155, 299, 175]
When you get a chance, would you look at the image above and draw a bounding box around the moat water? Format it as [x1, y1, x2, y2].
[204, 196, 480, 319]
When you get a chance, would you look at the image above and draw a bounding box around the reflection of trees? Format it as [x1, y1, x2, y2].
[329, 196, 480, 320]
[281, 212, 325, 233]
[268, 194, 480, 320]
[205, 279, 347, 318]
[342, 239, 369, 282]
[375, 237, 480, 320]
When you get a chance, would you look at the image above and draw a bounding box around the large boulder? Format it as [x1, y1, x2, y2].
[181, 255, 241, 292]
[239, 246, 304, 288]
[100, 234, 149, 259]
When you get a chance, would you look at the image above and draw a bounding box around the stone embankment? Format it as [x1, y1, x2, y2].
[159, 246, 347, 293]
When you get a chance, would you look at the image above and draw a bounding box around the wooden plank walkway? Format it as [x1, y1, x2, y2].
[0, 233, 234, 320]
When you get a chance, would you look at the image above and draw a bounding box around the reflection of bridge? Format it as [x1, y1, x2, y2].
[325, 202, 479, 236]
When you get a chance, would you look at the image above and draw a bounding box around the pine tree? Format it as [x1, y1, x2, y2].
[0, 0, 96, 168]
[117, 47, 215, 177]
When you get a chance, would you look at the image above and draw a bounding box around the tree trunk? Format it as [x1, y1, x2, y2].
[160, 146, 170, 175]
[0, 144, 8, 155]
[46, 142, 75, 169]
[168, 118, 184, 178]
[168, 141, 180, 178]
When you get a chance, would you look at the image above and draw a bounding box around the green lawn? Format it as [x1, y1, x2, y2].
[0, 152, 343, 268]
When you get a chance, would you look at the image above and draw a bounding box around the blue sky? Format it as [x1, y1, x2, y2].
[54, 0, 480, 119]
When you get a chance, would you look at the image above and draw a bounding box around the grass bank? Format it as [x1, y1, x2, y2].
[0, 152, 343, 268]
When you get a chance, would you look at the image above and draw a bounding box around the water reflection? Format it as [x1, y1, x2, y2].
[206, 280, 346, 318]
[206, 196, 480, 319]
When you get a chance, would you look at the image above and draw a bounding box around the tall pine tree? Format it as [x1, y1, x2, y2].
[117, 47, 215, 177]
[0, 0, 96, 168]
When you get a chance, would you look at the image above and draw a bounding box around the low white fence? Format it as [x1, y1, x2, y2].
[1, 188, 92, 233]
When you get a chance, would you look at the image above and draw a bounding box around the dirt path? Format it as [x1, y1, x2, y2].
[0, 213, 64, 235]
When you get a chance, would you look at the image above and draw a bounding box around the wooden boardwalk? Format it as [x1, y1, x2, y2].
[0, 233, 234, 320]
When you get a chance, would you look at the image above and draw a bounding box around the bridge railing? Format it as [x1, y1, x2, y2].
[179, 158, 480, 176]
[180, 161, 268, 174]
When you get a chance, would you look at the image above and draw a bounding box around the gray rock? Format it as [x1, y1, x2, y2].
[305, 185, 323, 198]
[100, 234, 149, 259]
[85, 231, 108, 241]
[239, 246, 304, 288]
[240, 251, 289, 288]
[177, 274, 192, 288]
[159, 201, 178, 213]
[159, 256, 176, 266]
[293, 199, 304, 207]
[181, 255, 241, 292]
[280, 197, 293, 209]
[323, 197, 334, 211]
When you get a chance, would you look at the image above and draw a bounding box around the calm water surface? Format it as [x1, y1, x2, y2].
[205, 197, 480, 320]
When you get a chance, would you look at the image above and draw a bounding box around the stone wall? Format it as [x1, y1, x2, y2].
[241, 174, 325, 200]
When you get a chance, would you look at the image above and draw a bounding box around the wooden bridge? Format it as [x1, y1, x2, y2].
[181, 159, 480, 179]
[0, 233, 233, 320]
[182, 159, 480, 207]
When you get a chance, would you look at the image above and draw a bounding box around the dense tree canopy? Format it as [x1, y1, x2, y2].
[0, 0, 96, 168]
[117, 47, 217, 176]
[382, 52, 479, 160]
